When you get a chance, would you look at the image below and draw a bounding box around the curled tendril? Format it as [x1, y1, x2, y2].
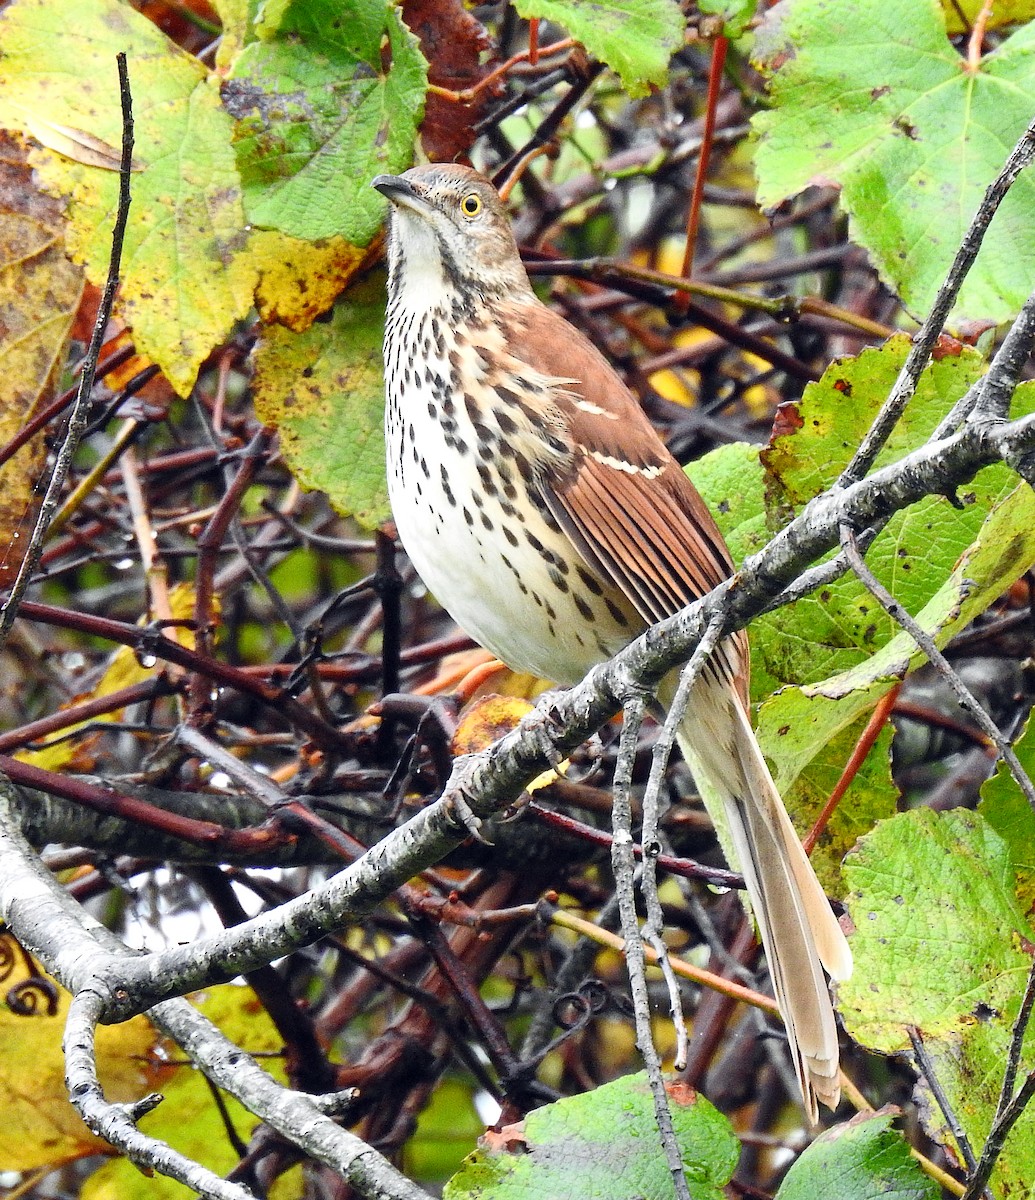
[0, 936, 16, 982]
[553, 978, 613, 1030]
[7, 977, 60, 1017]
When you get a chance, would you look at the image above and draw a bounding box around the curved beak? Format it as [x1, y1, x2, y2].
[371, 173, 412, 200]
[372, 175, 430, 218]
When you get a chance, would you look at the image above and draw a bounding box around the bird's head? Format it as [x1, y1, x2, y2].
[372, 164, 534, 307]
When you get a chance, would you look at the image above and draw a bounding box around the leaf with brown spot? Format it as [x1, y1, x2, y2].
[251, 272, 389, 529]
[251, 228, 383, 332]
[444, 1072, 738, 1200]
[0, 0, 260, 397]
[452, 695, 534, 757]
[0, 133, 84, 589]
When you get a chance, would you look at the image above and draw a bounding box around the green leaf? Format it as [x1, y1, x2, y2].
[775, 1109, 939, 1200]
[443, 1074, 738, 1200]
[251, 272, 389, 529]
[402, 1077, 484, 1183]
[691, 342, 1035, 793]
[225, 0, 427, 243]
[739, 341, 1035, 790]
[512, 0, 685, 98]
[0, 0, 258, 396]
[752, 0, 1035, 321]
[758, 472, 1035, 791]
[840, 808, 1035, 1196]
[979, 713, 1035, 914]
[782, 720, 896, 896]
[842, 808, 1031, 1047]
[699, 0, 756, 39]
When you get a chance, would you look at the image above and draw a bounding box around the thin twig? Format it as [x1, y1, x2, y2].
[995, 957, 1035, 1126]
[550, 907, 778, 1015]
[638, 610, 727, 1070]
[840, 525, 1035, 808]
[839, 113, 1035, 487]
[908, 1026, 983, 1181]
[611, 693, 692, 1200]
[0, 53, 134, 649]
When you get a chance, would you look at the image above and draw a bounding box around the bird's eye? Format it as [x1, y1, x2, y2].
[460, 192, 482, 217]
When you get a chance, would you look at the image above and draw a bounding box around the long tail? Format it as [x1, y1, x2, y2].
[674, 673, 852, 1123]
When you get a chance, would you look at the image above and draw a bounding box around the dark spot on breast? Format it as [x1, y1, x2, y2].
[548, 566, 569, 593]
[476, 464, 498, 496]
[480, 512, 493, 531]
[463, 507, 474, 527]
[513, 453, 534, 484]
[495, 384, 520, 407]
[503, 526, 519, 547]
[441, 465, 456, 506]
[496, 409, 518, 435]
[605, 598, 629, 626]
[577, 566, 604, 595]
[574, 593, 594, 621]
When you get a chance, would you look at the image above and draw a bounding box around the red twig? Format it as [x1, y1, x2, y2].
[803, 683, 902, 854]
[677, 35, 728, 296]
[0, 677, 175, 753]
[15, 600, 343, 748]
[528, 800, 743, 887]
[0, 753, 288, 854]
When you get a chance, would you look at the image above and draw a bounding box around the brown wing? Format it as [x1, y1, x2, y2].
[498, 302, 736, 628]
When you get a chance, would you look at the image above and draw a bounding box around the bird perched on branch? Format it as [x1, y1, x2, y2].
[373, 162, 852, 1120]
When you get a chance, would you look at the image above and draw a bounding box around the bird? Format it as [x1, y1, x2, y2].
[372, 162, 852, 1121]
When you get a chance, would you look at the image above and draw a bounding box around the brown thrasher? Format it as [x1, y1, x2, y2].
[373, 163, 852, 1120]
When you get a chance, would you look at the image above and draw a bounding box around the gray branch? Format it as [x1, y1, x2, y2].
[0, 780, 428, 1200]
[2, 409, 1030, 1034]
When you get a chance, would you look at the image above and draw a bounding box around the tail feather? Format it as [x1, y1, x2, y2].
[674, 673, 852, 1122]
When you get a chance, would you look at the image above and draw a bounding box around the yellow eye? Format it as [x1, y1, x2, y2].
[460, 192, 482, 217]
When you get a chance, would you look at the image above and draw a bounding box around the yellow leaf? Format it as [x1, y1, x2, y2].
[251, 229, 379, 333]
[0, 934, 164, 1171]
[452, 695, 566, 792]
[0, 133, 83, 591]
[83, 984, 300, 1200]
[0, 0, 258, 396]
